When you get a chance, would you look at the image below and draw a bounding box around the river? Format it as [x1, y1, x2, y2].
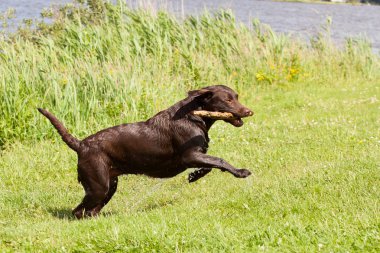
[1, 0, 379, 52]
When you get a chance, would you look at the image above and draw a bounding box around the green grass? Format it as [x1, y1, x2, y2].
[1, 80, 379, 252]
[0, 0, 379, 252]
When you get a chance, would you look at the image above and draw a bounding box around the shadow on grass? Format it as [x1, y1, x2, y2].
[47, 207, 76, 220]
[47, 207, 118, 220]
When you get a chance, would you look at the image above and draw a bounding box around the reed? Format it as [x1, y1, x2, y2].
[0, 0, 378, 147]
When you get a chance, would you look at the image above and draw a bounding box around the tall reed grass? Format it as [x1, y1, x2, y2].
[0, 0, 378, 147]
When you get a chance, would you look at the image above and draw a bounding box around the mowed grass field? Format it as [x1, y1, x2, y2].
[0, 1, 379, 252]
[1, 79, 379, 252]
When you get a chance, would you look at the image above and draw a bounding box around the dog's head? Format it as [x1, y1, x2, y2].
[188, 85, 253, 127]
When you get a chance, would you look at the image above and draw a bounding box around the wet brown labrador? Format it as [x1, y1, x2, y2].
[38, 85, 253, 219]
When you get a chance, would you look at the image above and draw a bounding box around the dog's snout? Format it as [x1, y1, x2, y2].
[242, 108, 253, 117]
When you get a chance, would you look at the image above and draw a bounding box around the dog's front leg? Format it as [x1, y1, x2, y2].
[183, 152, 251, 178]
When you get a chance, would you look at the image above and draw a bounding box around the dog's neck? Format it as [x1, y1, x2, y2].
[202, 118, 216, 131]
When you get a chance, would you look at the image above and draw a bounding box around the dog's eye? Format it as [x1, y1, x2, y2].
[226, 99, 232, 103]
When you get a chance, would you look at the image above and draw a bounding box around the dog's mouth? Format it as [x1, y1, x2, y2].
[224, 116, 244, 127]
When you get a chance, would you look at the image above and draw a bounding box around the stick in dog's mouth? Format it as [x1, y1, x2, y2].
[192, 110, 253, 127]
[192, 110, 236, 120]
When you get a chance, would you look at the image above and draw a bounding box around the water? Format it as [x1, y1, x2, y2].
[1, 0, 379, 51]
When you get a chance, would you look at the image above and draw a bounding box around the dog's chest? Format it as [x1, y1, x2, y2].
[170, 120, 209, 152]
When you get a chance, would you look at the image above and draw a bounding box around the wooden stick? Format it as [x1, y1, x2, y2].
[192, 110, 236, 120]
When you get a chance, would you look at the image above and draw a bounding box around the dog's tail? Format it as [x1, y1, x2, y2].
[37, 108, 81, 152]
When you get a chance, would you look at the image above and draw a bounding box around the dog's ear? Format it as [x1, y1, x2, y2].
[173, 88, 213, 119]
[187, 89, 213, 100]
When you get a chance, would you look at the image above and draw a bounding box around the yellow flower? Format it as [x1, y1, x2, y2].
[255, 72, 265, 81]
[289, 67, 299, 75]
[60, 77, 68, 86]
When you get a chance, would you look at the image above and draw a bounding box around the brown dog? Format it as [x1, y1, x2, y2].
[38, 85, 253, 219]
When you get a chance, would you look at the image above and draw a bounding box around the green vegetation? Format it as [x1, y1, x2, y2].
[1, 0, 379, 251]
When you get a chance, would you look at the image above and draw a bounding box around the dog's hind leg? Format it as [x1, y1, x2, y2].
[81, 177, 119, 218]
[99, 177, 118, 208]
[188, 168, 212, 183]
[72, 157, 112, 219]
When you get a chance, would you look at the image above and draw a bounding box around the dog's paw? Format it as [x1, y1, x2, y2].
[235, 169, 252, 178]
[188, 172, 198, 183]
[188, 168, 212, 183]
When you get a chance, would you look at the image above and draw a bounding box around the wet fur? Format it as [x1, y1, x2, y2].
[38, 85, 253, 219]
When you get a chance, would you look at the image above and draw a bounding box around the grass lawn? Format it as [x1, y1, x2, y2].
[1, 78, 379, 252]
